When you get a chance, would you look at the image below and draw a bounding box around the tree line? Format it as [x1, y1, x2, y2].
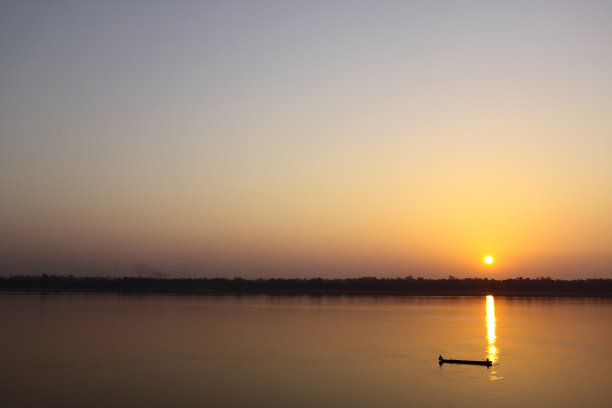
[1, 275, 611, 296]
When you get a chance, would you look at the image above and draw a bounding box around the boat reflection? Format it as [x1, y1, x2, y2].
[486, 295, 498, 364]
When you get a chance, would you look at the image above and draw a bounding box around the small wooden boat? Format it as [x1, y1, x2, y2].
[438, 355, 492, 367]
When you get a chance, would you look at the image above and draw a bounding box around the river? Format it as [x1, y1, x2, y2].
[1, 293, 610, 407]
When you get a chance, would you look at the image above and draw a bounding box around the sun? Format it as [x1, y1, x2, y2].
[484, 255, 494, 265]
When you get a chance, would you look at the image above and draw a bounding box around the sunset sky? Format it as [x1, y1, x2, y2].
[1, 1, 610, 278]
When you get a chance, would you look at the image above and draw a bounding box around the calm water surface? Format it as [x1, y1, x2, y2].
[1, 294, 610, 407]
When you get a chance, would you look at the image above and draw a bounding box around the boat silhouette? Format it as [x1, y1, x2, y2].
[438, 355, 492, 367]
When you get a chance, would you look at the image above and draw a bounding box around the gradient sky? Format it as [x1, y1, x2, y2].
[1, 0, 611, 278]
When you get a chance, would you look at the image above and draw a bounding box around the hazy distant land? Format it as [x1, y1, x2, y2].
[1, 275, 610, 296]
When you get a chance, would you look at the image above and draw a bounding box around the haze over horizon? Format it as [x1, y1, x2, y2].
[1, 1, 611, 279]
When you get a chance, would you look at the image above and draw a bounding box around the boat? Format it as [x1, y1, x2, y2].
[438, 355, 492, 367]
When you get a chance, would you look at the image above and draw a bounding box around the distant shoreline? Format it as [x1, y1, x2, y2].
[1, 275, 611, 297]
[2, 290, 611, 298]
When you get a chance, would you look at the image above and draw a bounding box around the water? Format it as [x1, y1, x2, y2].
[1, 294, 610, 407]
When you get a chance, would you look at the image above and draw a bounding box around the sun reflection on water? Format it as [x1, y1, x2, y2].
[486, 295, 498, 363]
[486, 295, 503, 380]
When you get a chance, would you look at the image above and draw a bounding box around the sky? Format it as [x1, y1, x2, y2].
[1, 0, 611, 279]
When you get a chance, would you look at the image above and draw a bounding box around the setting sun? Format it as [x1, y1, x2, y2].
[484, 255, 494, 264]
